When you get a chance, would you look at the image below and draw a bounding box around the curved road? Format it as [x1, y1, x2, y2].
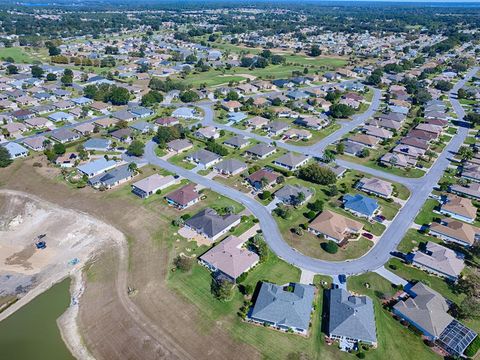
[139, 67, 477, 276]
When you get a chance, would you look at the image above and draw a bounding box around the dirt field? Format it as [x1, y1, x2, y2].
[0, 157, 260, 360]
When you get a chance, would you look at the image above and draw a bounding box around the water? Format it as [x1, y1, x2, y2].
[0, 278, 75, 360]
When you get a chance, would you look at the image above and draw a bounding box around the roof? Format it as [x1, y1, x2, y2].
[132, 174, 177, 193]
[245, 143, 275, 157]
[165, 184, 199, 206]
[199, 235, 259, 279]
[412, 242, 464, 279]
[328, 288, 377, 343]
[247, 169, 279, 184]
[430, 219, 479, 246]
[308, 210, 363, 242]
[450, 183, 480, 199]
[89, 164, 133, 186]
[441, 194, 477, 220]
[77, 158, 117, 176]
[167, 139, 192, 151]
[394, 282, 453, 338]
[250, 282, 315, 331]
[274, 152, 308, 168]
[357, 177, 393, 197]
[343, 194, 379, 217]
[274, 184, 313, 203]
[189, 149, 220, 164]
[348, 134, 380, 147]
[51, 128, 79, 142]
[2, 142, 28, 157]
[214, 159, 246, 173]
[83, 138, 111, 150]
[223, 136, 249, 148]
[185, 208, 240, 239]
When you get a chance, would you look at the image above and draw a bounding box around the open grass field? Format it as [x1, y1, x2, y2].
[414, 199, 439, 226]
[0, 47, 39, 63]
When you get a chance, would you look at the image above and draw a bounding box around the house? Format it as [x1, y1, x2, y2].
[393, 144, 425, 159]
[22, 135, 48, 151]
[228, 112, 247, 123]
[213, 159, 247, 176]
[24, 117, 52, 129]
[83, 138, 111, 152]
[77, 158, 118, 177]
[429, 219, 480, 247]
[248, 282, 315, 334]
[199, 235, 259, 282]
[155, 117, 179, 127]
[246, 169, 280, 190]
[283, 128, 312, 141]
[380, 152, 417, 168]
[244, 144, 276, 159]
[348, 134, 380, 148]
[450, 183, 480, 200]
[110, 128, 133, 144]
[94, 117, 119, 129]
[165, 183, 200, 209]
[440, 195, 477, 223]
[342, 140, 365, 157]
[3, 122, 26, 138]
[400, 137, 430, 151]
[274, 184, 313, 205]
[131, 174, 179, 198]
[130, 121, 157, 134]
[245, 116, 269, 129]
[308, 210, 363, 244]
[172, 107, 198, 119]
[50, 129, 80, 144]
[294, 116, 327, 130]
[48, 111, 74, 123]
[195, 126, 219, 140]
[221, 100, 242, 112]
[185, 208, 241, 241]
[343, 193, 379, 219]
[2, 142, 28, 159]
[327, 288, 377, 348]
[223, 136, 249, 149]
[111, 110, 136, 122]
[356, 177, 393, 199]
[363, 125, 393, 140]
[88, 164, 135, 189]
[55, 152, 79, 168]
[265, 121, 290, 136]
[461, 162, 480, 183]
[411, 242, 464, 281]
[167, 139, 193, 153]
[393, 282, 453, 340]
[186, 149, 221, 168]
[74, 122, 95, 135]
[129, 106, 153, 119]
[273, 153, 309, 171]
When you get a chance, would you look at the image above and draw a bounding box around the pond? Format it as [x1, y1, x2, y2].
[0, 278, 75, 360]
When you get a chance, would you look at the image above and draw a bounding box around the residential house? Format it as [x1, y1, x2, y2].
[2, 142, 28, 159]
[88, 163, 135, 189]
[186, 149, 221, 168]
[440, 195, 477, 223]
[343, 193, 379, 219]
[195, 126, 219, 140]
[411, 242, 464, 281]
[199, 235, 259, 282]
[244, 144, 276, 159]
[294, 116, 327, 130]
[165, 183, 200, 209]
[450, 183, 480, 200]
[356, 177, 393, 199]
[77, 158, 118, 177]
[167, 139, 193, 153]
[155, 117, 179, 127]
[245, 116, 269, 129]
[213, 159, 247, 176]
[51, 129, 80, 144]
[110, 128, 133, 144]
[308, 210, 363, 244]
[429, 219, 480, 247]
[83, 138, 111, 152]
[172, 107, 198, 119]
[55, 153, 79, 168]
[265, 121, 290, 136]
[273, 153, 309, 171]
[111, 110, 136, 122]
[246, 169, 280, 190]
[248, 282, 315, 334]
[22, 135, 48, 151]
[131, 174, 179, 198]
[327, 288, 377, 348]
[223, 136, 249, 149]
[348, 134, 380, 148]
[221, 100, 242, 112]
[274, 184, 313, 205]
[48, 111, 74, 123]
[185, 208, 241, 241]
[380, 152, 417, 168]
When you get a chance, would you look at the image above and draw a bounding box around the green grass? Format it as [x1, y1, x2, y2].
[348, 273, 441, 360]
[396, 229, 438, 253]
[0, 47, 39, 63]
[414, 199, 439, 226]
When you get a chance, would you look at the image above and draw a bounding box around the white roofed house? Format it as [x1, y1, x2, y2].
[2, 142, 28, 159]
[356, 177, 393, 199]
[131, 174, 180, 199]
[273, 153, 309, 171]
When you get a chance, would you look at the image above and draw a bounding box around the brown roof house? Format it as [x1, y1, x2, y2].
[199, 235, 259, 282]
[429, 219, 480, 247]
[348, 134, 380, 148]
[308, 210, 363, 244]
[440, 195, 477, 224]
[165, 184, 200, 209]
[356, 177, 393, 199]
[246, 169, 280, 190]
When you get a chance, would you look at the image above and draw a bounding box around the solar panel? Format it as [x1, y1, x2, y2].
[438, 320, 477, 356]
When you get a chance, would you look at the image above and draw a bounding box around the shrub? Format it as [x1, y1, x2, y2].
[465, 335, 480, 357]
[173, 256, 193, 272]
[321, 241, 338, 254]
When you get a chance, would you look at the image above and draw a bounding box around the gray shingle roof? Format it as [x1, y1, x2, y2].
[185, 208, 240, 239]
[328, 288, 377, 343]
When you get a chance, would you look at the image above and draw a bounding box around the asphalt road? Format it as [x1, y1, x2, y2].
[138, 66, 478, 275]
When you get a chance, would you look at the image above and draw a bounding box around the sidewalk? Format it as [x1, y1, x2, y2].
[374, 266, 408, 286]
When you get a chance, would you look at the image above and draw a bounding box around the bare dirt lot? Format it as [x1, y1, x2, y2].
[0, 157, 259, 360]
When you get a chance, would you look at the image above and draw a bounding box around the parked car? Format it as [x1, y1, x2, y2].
[362, 232, 373, 240]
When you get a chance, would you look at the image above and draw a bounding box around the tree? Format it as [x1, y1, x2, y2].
[107, 86, 130, 105]
[308, 199, 324, 212]
[173, 255, 193, 272]
[251, 233, 268, 261]
[31, 65, 44, 78]
[61, 69, 73, 86]
[53, 143, 66, 155]
[323, 149, 336, 162]
[465, 112, 480, 125]
[435, 80, 453, 92]
[211, 278, 234, 301]
[225, 90, 239, 101]
[141, 90, 163, 107]
[127, 140, 145, 157]
[336, 142, 345, 155]
[330, 104, 355, 118]
[321, 240, 338, 254]
[46, 73, 57, 81]
[154, 126, 182, 148]
[309, 45, 321, 57]
[358, 148, 370, 158]
[458, 146, 474, 161]
[179, 90, 200, 103]
[6, 64, 18, 75]
[297, 163, 336, 185]
[0, 146, 12, 168]
[48, 46, 61, 56]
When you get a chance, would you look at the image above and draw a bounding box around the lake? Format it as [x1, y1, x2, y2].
[0, 278, 75, 360]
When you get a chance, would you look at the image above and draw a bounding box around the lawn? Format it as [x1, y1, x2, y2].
[414, 199, 439, 226]
[286, 123, 341, 146]
[396, 229, 437, 253]
[348, 273, 441, 360]
[0, 47, 39, 63]
[338, 154, 426, 178]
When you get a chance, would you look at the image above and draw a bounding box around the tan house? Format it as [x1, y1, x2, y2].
[440, 195, 477, 223]
[429, 219, 480, 247]
[308, 210, 363, 244]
